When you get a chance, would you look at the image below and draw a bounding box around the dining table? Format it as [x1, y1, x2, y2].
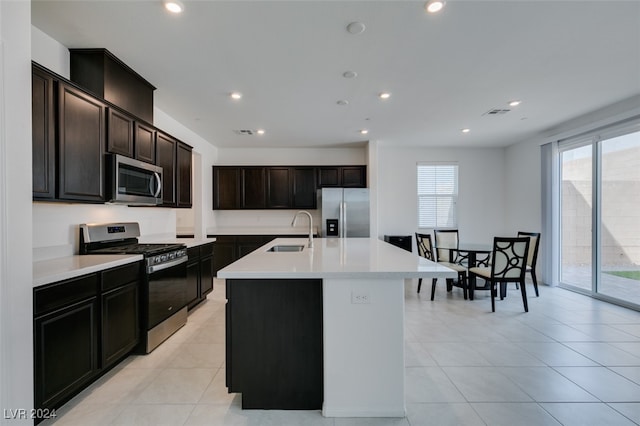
[447, 243, 492, 300]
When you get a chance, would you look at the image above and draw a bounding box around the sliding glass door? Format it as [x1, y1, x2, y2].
[559, 126, 640, 307]
[560, 144, 593, 291]
[599, 131, 640, 304]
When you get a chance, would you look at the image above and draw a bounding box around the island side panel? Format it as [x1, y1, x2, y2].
[322, 277, 405, 417]
[225, 278, 323, 409]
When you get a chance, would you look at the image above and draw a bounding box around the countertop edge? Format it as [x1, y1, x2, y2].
[33, 255, 143, 288]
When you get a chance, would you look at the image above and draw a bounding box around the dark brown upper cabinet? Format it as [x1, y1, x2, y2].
[317, 166, 366, 188]
[58, 81, 106, 203]
[32, 63, 56, 200]
[70, 48, 156, 123]
[267, 167, 292, 208]
[155, 131, 176, 207]
[292, 167, 317, 209]
[106, 108, 134, 157]
[241, 167, 267, 209]
[176, 142, 193, 208]
[134, 121, 156, 164]
[213, 167, 241, 209]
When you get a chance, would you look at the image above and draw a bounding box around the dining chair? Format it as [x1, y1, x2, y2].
[415, 232, 439, 300]
[517, 231, 541, 297]
[433, 229, 468, 299]
[468, 236, 530, 312]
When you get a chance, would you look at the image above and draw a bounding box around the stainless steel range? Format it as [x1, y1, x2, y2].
[80, 222, 188, 353]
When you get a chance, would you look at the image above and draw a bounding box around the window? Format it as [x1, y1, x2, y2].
[417, 163, 458, 228]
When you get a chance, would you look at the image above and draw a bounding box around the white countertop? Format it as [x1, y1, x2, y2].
[33, 238, 216, 287]
[218, 238, 458, 280]
[33, 254, 143, 287]
[206, 226, 319, 236]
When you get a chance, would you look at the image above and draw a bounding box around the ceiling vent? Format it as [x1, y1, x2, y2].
[483, 108, 511, 116]
[233, 129, 254, 135]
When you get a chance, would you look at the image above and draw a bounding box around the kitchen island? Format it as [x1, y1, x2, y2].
[218, 237, 457, 418]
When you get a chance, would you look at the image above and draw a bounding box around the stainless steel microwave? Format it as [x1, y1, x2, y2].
[107, 154, 163, 205]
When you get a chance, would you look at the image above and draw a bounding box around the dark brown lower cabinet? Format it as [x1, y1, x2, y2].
[101, 282, 139, 368]
[34, 297, 99, 418]
[187, 243, 215, 310]
[226, 279, 323, 409]
[34, 262, 141, 424]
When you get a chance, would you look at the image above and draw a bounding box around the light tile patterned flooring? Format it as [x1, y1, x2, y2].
[43, 278, 640, 425]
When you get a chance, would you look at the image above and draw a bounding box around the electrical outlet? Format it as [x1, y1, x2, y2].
[351, 291, 371, 304]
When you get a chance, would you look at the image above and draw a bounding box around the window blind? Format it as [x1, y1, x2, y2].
[417, 163, 458, 228]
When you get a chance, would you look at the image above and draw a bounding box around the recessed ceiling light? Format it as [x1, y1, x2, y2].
[256, 129, 265, 135]
[425, 0, 445, 13]
[461, 128, 471, 133]
[379, 92, 391, 100]
[230, 92, 242, 100]
[343, 71, 358, 79]
[337, 100, 349, 106]
[346, 22, 366, 35]
[509, 100, 522, 107]
[360, 129, 369, 135]
[164, 0, 184, 14]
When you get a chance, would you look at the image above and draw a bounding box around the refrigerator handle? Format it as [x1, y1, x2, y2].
[342, 201, 347, 238]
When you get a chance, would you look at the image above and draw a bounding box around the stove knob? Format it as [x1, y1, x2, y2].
[154, 256, 161, 264]
[169, 252, 175, 260]
[161, 254, 167, 262]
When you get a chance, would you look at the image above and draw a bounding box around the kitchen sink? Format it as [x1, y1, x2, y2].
[267, 245, 305, 252]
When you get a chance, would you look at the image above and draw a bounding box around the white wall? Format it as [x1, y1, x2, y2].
[504, 140, 541, 234]
[1, 0, 34, 422]
[377, 146, 506, 251]
[30, 26, 220, 254]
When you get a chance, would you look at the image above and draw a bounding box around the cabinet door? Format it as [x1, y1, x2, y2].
[212, 236, 237, 276]
[177, 142, 193, 208]
[34, 298, 99, 411]
[32, 64, 56, 200]
[102, 282, 139, 368]
[156, 131, 177, 206]
[134, 121, 156, 164]
[292, 167, 317, 208]
[341, 166, 366, 187]
[106, 108, 134, 157]
[267, 167, 291, 208]
[241, 167, 267, 208]
[186, 261, 200, 309]
[212, 167, 240, 209]
[200, 255, 214, 296]
[317, 167, 340, 187]
[58, 82, 105, 202]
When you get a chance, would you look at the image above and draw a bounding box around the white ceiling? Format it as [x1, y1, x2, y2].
[31, 0, 640, 149]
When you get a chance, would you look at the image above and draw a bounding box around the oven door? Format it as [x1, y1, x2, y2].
[146, 257, 188, 330]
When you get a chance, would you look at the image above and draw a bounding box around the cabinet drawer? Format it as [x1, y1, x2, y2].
[101, 262, 141, 292]
[200, 243, 215, 257]
[35, 274, 99, 317]
[187, 246, 200, 260]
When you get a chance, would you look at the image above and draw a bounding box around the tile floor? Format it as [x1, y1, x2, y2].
[42, 278, 640, 426]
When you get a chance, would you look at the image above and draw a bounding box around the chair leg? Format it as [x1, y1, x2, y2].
[531, 270, 539, 297]
[446, 278, 453, 292]
[417, 278, 422, 293]
[431, 278, 437, 301]
[460, 272, 468, 300]
[499, 282, 506, 300]
[520, 279, 529, 312]
[490, 281, 496, 312]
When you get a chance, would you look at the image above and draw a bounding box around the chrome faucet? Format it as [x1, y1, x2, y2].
[291, 210, 314, 248]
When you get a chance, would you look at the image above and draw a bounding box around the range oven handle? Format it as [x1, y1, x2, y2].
[147, 256, 188, 274]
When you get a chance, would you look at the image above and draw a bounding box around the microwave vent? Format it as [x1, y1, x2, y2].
[483, 108, 511, 116]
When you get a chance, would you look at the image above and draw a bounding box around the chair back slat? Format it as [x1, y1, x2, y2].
[491, 237, 529, 280]
[415, 233, 435, 261]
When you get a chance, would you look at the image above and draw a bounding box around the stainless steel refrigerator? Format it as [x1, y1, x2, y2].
[318, 188, 370, 237]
